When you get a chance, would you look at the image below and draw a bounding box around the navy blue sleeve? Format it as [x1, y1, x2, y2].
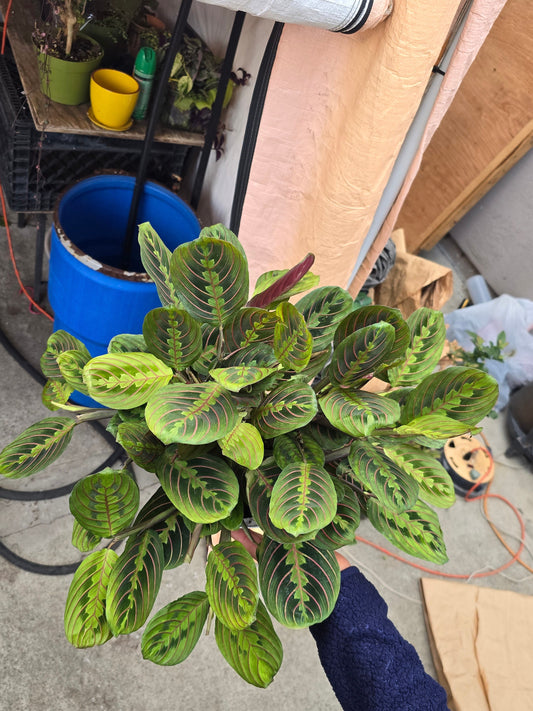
[310, 567, 450, 711]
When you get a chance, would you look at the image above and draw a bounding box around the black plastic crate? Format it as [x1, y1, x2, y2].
[0, 42, 193, 212]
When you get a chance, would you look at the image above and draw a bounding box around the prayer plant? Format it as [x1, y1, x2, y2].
[0, 223, 498, 688]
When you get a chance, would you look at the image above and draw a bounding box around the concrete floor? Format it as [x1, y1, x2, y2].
[1, 210, 533, 711]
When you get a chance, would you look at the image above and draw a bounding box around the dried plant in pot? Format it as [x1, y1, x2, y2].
[0, 223, 498, 688]
[33, 0, 103, 104]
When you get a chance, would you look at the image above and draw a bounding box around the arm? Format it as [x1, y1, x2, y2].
[310, 561, 449, 711]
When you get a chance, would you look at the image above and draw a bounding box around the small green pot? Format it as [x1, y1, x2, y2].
[36, 34, 103, 105]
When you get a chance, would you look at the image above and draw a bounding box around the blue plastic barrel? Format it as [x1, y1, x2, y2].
[49, 174, 200, 405]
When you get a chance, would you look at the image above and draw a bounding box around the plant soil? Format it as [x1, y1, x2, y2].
[33, 32, 102, 62]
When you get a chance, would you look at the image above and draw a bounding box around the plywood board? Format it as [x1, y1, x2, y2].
[396, 0, 533, 253]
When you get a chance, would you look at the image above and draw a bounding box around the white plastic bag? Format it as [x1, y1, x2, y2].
[445, 294, 533, 410]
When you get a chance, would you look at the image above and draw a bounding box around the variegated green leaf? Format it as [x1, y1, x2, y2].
[134, 487, 191, 569]
[215, 600, 283, 688]
[106, 529, 165, 635]
[387, 308, 446, 387]
[170, 236, 249, 326]
[296, 286, 354, 351]
[141, 591, 209, 665]
[157, 450, 239, 524]
[83, 352, 173, 409]
[206, 541, 259, 630]
[273, 301, 312, 372]
[223, 308, 278, 351]
[64, 549, 118, 648]
[40, 330, 90, 379]
[69, 468, 140, 537]
[57, 349, 91, 394]
[329, 322, 395, 388]
[192, 345, 219, 376]
[108, 333, 149, 354]
[367, 498, 448, 564]
[42, 379, 73, 410]
[199, 223, 246, 258]
[138, 222, 182, 308]
[285, 347, 331, 382]
[269, 463, 337, 536]
[253, 382, 317, 439]
[305, 422, 351, 451]
[313, 481, 360, 550]
[319, 388, 401, 438]
[218, 422, 264, 470]
[273, 431, 325, 469]
[348, 441, 419, 513]
[246, 462, 318, 545]
[334, 305, 410, 373]
[210, 365, 278, 393]
[143, 307, 202, 370]
[258, 538, 340, 628]
[221, 497, 244, 531]
[0, 417, 76, 478]
[382, 443, 455, 508]
[400, 366, 499, 427]
[71, 519, 102, 553]
[145, 382, 239, 445]
[395, 414, 474, 439]
[116, 422, 165, 473]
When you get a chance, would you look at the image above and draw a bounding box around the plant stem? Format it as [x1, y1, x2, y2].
[75, 408, 116, 423]
[324, 445, 351, 463]
[312, 375, 331, 395]
[110, 506, 177, 542]
[219, 527, 231, 543]
[184, 523, 203, 563]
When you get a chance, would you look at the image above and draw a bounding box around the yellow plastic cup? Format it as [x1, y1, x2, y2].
[90, 69, 140, 129]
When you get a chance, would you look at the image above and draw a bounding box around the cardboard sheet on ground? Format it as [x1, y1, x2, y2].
[420, 578, 533, 711]
[373, 229, 453, 317]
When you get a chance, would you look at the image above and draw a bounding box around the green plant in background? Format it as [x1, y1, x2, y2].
[448, 330, 509, 372]
[0, 224, 498, 688]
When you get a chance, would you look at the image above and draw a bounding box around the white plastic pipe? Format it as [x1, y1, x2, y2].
[196, 0, 378, 33]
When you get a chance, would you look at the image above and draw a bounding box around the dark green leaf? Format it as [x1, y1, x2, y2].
[138, 222, 182, 308]
[215, 600, 283, 688]
[223, 308, 278, 351]
[273, 301, 313, 372]
[400, 366, 499, 427]
[71, 519, 102, 553]
[367, 498, 448, 564]
[253, 382, 317, 439]
[305, 422, 351, 451]
[64, 549, 118, 648]
[146, 382, 240, 445]
[116, 422, 165, 472]
[313, 481, 360, 550]
[141, 591, 209, 665]
[108, 333, 149, 354]
[106, 530, 165, 635]
[320, 388, 401, 438]
[157, 451, 239, 524]
[329, 322, 395, 388]
[69, 468, 140, 537]
[42, 379, 73, 410]
[40, 330, 90, 379]
[348, 441, 419, 513]
[171, 236, 249, 326]
[206, 541, 259, 630]
[387, 308, 446, 387]
[269, 463, 337, 536]
[296, 286, 354, 351]
[258, 538, 340, 628]
[273, 431, 325, 469]
[382, 443, 455, 508]
[0, 417, 76, 478]
[143, 307, 202, 370]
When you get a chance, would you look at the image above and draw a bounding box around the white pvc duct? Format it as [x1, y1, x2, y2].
[196, 0, 378, 32]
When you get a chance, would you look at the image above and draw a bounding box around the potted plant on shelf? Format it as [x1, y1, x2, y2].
[33, 0, 104, 105]
[0, 223, 498, 688]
